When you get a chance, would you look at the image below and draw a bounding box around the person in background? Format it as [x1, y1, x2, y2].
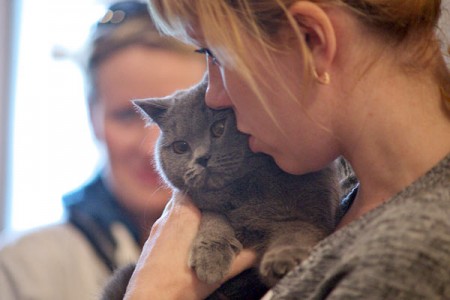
[122, 0, 450, 299]
[0, 1, 205, 299]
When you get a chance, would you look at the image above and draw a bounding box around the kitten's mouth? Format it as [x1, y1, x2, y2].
[185, 172, 205, 189]
[205, 174, 231, 190]
[185, 169, 216, 189]
[185, 170, 234, 191]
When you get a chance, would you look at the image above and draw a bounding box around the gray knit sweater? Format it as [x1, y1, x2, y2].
[269, 153, 450, 300]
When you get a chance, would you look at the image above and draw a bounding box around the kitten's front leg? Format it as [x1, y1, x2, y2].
[189, 212, 242, 284]
[260, 222, 327, 286]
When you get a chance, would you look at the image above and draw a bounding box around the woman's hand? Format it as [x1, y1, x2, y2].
[124, 192, 257, 300]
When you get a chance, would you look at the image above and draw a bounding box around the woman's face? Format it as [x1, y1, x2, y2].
[91, 46, 205, 216]
[203, 44, 338, 175]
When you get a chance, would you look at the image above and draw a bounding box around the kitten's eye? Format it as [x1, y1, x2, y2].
[211, 119, 226, 138]
[172, 141, 190, 154]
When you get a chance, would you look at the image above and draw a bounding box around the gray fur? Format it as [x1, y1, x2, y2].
[134, 78, 341, 287]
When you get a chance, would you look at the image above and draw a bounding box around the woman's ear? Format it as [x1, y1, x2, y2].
[288, 1, 336, 76]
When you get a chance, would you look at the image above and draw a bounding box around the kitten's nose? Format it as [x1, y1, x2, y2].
[196, 155, 211, 167]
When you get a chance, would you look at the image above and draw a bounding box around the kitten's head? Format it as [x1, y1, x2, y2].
[134, 79, 265, 192]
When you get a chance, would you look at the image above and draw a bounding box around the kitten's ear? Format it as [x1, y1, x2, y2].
[133, 98, 171, 126]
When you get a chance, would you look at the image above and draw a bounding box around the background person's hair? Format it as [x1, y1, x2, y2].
[148, 0, 450, 114]
[85, 0, 196, 106]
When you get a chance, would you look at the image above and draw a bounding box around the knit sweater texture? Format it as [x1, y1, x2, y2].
[269, 153, 450, 300]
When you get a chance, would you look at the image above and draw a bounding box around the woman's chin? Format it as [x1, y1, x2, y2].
[247, 135, 257, 152]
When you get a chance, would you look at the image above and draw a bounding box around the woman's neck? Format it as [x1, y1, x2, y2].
[336, 66, 450, 229]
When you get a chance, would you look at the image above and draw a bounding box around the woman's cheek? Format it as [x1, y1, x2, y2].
[104, 122, 135, 158]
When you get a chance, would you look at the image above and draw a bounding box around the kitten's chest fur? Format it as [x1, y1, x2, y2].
[192, 161, 339, 249]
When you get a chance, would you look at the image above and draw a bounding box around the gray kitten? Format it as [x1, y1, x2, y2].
[136, 78, 341, 284]
[101, 78, 342, 300]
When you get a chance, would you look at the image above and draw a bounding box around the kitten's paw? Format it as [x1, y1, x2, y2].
[260, 245, 309, 287]
[189, 237, 241, 284]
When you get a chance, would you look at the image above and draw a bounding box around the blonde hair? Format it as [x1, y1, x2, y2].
[148, 0, 450, 111]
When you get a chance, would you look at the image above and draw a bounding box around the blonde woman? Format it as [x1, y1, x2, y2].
[125, 0, 450, 299]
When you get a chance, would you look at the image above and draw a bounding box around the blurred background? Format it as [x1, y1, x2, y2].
[0, 0, 449, 234]
[0, 0, 124, 233]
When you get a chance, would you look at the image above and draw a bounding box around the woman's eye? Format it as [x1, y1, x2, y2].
[111, 109, 140, 123]
[172, 141, 190, 154]
[195, 48, 220, 66]
[211, 119, 226, 137]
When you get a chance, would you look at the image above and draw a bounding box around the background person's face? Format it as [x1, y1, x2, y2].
[91, 46, 205, 217]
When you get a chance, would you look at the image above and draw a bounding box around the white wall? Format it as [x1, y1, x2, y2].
[8, 0, 102, 231]
[0, 0, 14, 231]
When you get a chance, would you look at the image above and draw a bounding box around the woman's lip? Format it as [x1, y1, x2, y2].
[136, 168, 162, 185]
[248, 135, 258, 153]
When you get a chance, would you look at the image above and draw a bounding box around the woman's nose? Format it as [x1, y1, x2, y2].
[205, 63, 232, 109]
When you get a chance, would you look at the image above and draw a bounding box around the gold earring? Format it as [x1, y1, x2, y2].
[313, 69, 330, 85]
